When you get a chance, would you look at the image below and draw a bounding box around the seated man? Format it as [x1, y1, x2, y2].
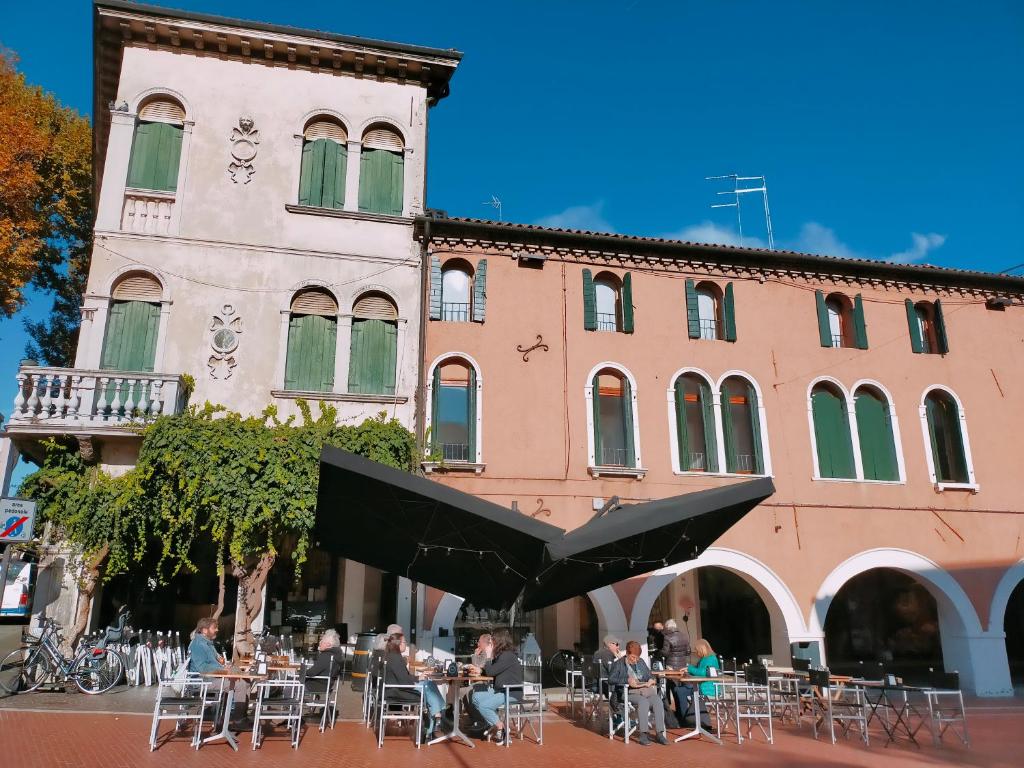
[590, 634, 621, 695]
[305, 629, 345, 697]
[609, 640, 668, 746]
[188, 617, 251, 730]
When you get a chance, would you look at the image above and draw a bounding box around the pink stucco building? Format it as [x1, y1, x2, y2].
[416, 215, 1024, 697]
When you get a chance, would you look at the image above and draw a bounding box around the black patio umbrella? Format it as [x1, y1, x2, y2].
[521, 477, 775, 611]
[315, 446, 565, 609]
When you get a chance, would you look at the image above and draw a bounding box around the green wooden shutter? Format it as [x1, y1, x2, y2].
[933, 299, 949, 354]
[927, 396, 967, 483]
[348, 319, 398, 395]
[674, 379, 690, 471]
[467, 366, 477, 461]
[307, 139, 327, 207]
[699, 379, 719, 472]
[429, 255, 442, 320]
[812, 388, 856, 478]
[622, 376, 636, 468]
[747, 383, 764, 474]
[924, 397, 943, 481]
[298, 141, 314, 205]
[815, 290, 832, 347]
[905, 299, 924, 353]
[347, 320, 364, 393]
[621, 273, 635, 333]
[855, 392, 898, 481]
[284, 314, 337, 392]
[359, 148, 403, 215]
[430, 366, 441, 455]
[100, 300, 159, 372]
[723, 282, 737, 342]
[853, 294, 869, 349]
[721, 385, 736, 472]
[126, 122, 183, 193]
[591, 374, 602, 463]
[382, 322, 397, 395]
[320, 139, 338, 209]
[685, 280, 700, 339]
[582, 269, 597, 330]
[472, 260, 488, 322]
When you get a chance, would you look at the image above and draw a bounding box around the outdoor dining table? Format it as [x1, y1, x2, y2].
[201, 669, 268, 751]
[652, 671, 723, 746]
[852, 680, 926, 748]
[426, 674, 493, 748]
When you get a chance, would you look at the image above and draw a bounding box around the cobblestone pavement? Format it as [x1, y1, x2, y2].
[3, 694, 1022, 768]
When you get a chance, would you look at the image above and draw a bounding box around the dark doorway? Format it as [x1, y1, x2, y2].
[697, 566, 772, 662]
[1005, 579, 1024, 684]
[824, 568, 942, 682]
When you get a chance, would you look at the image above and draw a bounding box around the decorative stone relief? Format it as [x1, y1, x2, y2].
[228, 117, 259, 184]
[208, 304, 242, 379]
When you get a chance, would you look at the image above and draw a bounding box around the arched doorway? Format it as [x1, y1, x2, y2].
[1005, 579, 1024, 685]
[649, 566, 772, 663]
[824, 568, 942, 681]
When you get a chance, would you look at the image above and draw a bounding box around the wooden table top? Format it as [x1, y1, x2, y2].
[429, 675, 493, 683]
[205, 670, 267, 680]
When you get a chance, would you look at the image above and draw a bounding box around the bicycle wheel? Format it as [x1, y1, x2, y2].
[547, 650, 571, 687]
[72, 648, 125, 694]
[0, 646, 52, 694]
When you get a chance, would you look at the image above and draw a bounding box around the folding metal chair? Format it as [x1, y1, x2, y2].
[301, 657, 334, 732]
[376, 659, 425, 749]
[809, 668, 869, 746]
[922, 671, 969, 747]
[149, 672, 209, 750]
[502, 682, 544, 746]
[607, 682, 638, 743]
[736, 664, 773, 744]
[251, 679, 304, 750]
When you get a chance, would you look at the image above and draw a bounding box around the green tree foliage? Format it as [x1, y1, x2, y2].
[19, 403, 415, 648]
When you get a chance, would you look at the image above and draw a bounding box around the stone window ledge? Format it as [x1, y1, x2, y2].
[285, 204, 412, 225]
[935, 481, 979, 493]
[422, 461, 485, 475]
[589, 465, 647, 479]
[271, 389, 408, 404]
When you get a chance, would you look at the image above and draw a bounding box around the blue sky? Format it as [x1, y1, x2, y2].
[2, 0, 1022, 485]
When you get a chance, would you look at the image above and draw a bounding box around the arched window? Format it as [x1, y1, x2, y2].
[815, 290, 868, 349]
[673, 373, 717, 472]
[441, 262, 473, 322]
[696, 285, 720, 340]
[430, 358, 477, 462]
[923, 390, 969, 484]
[592, 369, 635, 467]
[101, 273, 163, 372]
[347, 292, 398, 395]
[299, 118, 347, 209]
[359, 124, 404, 216]
[811, 382, 856, 479]
[720, 376, 764, 474]
[685, 280, 737, 341]
[854, 385, 899, 481]
[127, 97, 185, 193]
[284, 288, 338, 392]
[582, 269, 634, 333]
[906, 299, 949, 355]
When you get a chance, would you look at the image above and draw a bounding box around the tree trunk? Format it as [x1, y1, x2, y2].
[230, 553, 275, 656]
[66, 544, 109, 652]
[211, 568, 226, 620]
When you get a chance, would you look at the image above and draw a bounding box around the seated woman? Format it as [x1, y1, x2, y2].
[305, 629, 345, 696]
[467, 628, 523, 744]
[383, 633, 446, 738]
[672, 637, 719, 728]
[609, 640, 668, 745]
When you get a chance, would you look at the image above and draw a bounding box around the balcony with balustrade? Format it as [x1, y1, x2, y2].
[4, 365, 188, 446]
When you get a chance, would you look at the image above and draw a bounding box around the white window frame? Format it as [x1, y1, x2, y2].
[713, 370, 774, 478]
[918, 385, 979, 491]
[585, 361, 644, 477]
[665, 367, 719, 476]
[424, 352, 484, 469]
[83, 266, 173, 372]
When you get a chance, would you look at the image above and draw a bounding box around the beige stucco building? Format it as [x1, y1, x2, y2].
[416, 217, 1024, 696]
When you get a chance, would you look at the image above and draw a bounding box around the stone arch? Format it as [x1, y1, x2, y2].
[990, 559, 1024, 634]
[628, 547, 810, 663]
[105, 265, 171, 303]
[129, 87, 193, 121]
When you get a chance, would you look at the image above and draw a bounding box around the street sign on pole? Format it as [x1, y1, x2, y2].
[0, 498, 36, 543]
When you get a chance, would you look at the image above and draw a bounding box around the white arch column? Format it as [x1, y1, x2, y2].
[810, 548, 1012, 697]
[628, 548, 815, 665]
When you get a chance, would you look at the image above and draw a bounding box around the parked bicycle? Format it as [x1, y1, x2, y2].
[0, 608, 129, 695]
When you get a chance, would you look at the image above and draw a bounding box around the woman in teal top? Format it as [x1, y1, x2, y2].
[672, 638, 719, 726]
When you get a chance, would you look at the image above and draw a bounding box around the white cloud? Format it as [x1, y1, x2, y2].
[794, 222, 860, 258]
[535, 201, 614, 233]
[662, 220, 766, 249]
[887, 232, 947, 264]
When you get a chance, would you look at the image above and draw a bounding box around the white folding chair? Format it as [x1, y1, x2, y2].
[502, 682, 544, 746]
[735, 665, 773, 744]
[376, 659, 425, 749]
[149, 672, 209, 751]
[301, 658, 334, 732]
[251, 679, 304, 750]
[607, 683, 638, 743]
[809, 669, 869, 746]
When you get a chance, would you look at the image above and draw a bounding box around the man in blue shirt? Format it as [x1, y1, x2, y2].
[188, 618, 251, 730]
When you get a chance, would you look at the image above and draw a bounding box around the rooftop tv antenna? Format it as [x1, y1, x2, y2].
[482, 195, 503, 221]
[706, 174, 775, 250]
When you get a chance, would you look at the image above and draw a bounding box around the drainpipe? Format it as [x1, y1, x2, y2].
[416, 215, 431, 465]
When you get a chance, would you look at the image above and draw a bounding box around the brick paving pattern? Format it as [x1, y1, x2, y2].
[3, 698, 1022, 768]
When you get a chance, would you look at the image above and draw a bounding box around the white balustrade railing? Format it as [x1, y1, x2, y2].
[8, 367, 186, 427]
[121, 190, 175, 235]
